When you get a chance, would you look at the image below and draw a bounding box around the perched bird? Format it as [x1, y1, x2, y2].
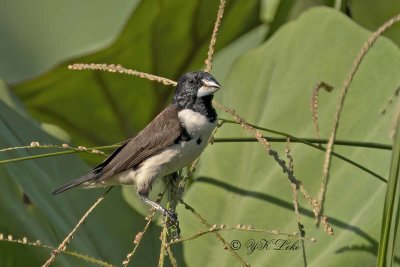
[53, 71, 221, 222]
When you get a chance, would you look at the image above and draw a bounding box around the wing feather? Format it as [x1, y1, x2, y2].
[96, 105, 182, 181]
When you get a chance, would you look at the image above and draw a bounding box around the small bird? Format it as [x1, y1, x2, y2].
[53, 71, 221, 222]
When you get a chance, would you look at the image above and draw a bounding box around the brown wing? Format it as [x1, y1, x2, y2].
[95, 105, 182, 181]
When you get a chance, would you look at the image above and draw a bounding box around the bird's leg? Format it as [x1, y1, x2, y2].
[138, 195, 178, 224]
[137, 178, 180, 238]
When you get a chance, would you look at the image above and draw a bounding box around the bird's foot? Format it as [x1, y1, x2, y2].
[139, 195, 181, 238]
[162, 208, 180, 239]
[163, 209, 178, 224]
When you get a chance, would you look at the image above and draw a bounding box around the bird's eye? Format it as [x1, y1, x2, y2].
[188, 79, 195, 84]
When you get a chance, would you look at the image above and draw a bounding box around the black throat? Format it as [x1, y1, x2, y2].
[173, 95, 217, 122]
[192, 95, 217, 122]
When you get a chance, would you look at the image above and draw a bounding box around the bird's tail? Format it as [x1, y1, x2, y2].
[52, 173, 99, 195]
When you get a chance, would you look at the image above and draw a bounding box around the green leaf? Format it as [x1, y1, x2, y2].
[0, 80, 171, 266]
[377, 124, 400, 266]
[3, 2, 400, 267]
[12, 0, 261, 150]
[349, 0, 400, 46]
[178, 7, 400, 266]
[260, 0, 335, 39]
[0, 0, 140, 83]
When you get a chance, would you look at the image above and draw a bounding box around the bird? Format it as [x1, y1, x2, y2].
[52, 71, 221, 222]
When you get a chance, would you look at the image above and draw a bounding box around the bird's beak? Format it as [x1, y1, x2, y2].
[202, 77, 221, 88]
[197, 77, 221, 97]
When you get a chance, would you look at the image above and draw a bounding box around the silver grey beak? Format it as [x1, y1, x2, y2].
[197, 75, 221, 97]
[201, 78, 221, 89]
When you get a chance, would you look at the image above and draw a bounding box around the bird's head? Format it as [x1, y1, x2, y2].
[172, 71, 221, 108]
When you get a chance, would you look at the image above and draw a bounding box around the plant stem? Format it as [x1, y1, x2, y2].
[219, 119, 388, 183]
[214, 136, 391, 150]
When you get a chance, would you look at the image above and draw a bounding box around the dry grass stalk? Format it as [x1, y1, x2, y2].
[285, 138, 294, 173]
[166, 246, 178, 267]
[204, 0, 226, 73]
[216, 103, 303, 195]
[321, 216, 334, 235]
[68, 63, 177, 86]
[286, 138, 308, 265]
[122, 192, 166, 267]
[179, 200, 249, 267]
[214, 101, 334, 234]
[284, 139, 301, 226]
[310, 82, 334, 140]
[0, 234, 113, 267]
[122, 211, 156, 267]
[168, 225, 316, 245]
[158, 223, 168, 267]
[0, 142, 106, 156]
[318, 13, 400, 223]
[42, 188, 112, 267]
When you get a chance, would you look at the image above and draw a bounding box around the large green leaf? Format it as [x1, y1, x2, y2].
[0, 0, 139, 83]
[12, 0, 261, 149]
[3, 2, 400, 267]
[178, 7, 400, 266]
[349, 0, 400, 46]
[260, 0, 335, 39]
[0, 81, 178, 266]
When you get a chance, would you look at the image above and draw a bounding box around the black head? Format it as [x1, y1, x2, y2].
[172, 71, 221, 108]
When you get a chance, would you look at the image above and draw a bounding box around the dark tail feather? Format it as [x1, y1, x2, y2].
[52, 173, 98, 195]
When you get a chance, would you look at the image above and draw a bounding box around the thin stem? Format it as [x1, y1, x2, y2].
[219, 119, 387, 183]
[180, 200, 249, 266]
[334, 0, 347, 12]
[0, 135, 386, 183]
[0, 144, 119, 165]
[310, 82, 334, 140]
[68, 63, 177, 86]
[319, 12, 400, 223]
[168, 226, 315, 245]
[158, 200, 172, 267]
[42, 188, 113, 267]
[122, 191, 166, 267]
[285, 139, 308, 266]
[204, 0, 226, 72]
[0, 143, 110, 154]
[158, 225, 167, 267]
[166, 246, 178, 267]
[0, 234, 113, 267]
[214, 101, 334, 233]
[122, 211, 156, 267]
[214, 136, 392, 150]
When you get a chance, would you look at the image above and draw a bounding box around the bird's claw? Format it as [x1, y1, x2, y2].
[164, 209, 178, 224]
[162, 209, 180, 239]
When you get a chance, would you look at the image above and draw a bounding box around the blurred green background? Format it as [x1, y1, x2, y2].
[1, 0, 400, 266]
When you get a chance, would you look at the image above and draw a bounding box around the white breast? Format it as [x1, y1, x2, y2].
[160, 109, 216, 173]
[178, 109, 215, 136]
